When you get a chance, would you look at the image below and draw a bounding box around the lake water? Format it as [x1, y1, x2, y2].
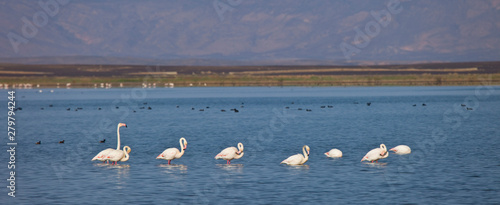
[2, 86, 500, 204]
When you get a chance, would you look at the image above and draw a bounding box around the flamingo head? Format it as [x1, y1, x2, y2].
[119, 123, 127, 128]
[389, 148, 397, 153]
[181, 137, 187, 150]
[156, 154, 163, 159]
[124, 146, 132, 154]
[380, 144, 387, 155]
[305, 145, 310, 156]
[324, 152, 329, 156]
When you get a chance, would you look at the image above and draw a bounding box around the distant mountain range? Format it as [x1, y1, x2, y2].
[1, 0, 499, 65]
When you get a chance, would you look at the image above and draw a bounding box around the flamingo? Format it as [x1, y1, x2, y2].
[92, 123, 127, 163]
[156, 137, 188, 165]
[361, 144, 389, 163]
[281, 145, 310, 165]
[215, 142, 244, 164]
[93, 147, 131, 164]
[105, 146, 131, 165]
[389, 145, 411, 155]
[324, 148, 342, 158]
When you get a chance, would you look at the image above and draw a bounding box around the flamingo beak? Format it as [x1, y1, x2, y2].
[184, 144, 187, 150]
[156, 154, 163, 159]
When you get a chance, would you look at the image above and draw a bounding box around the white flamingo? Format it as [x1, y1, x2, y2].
[361, 144, 389, 163]
[215, 142, 244, 164]
[92, 123, 127, 164]
[106, 146, 131, 165]
[324, 148, 343, 158]
[389, 145, 411, 155]
[157, 137, 188, 165]
[281, 145, 310, 165]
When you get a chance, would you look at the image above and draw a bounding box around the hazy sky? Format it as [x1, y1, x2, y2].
[1, 0, 499, 65]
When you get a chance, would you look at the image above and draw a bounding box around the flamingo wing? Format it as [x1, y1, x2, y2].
[281, 153, 305, 165]
[106, 150, 125, 162]
[215, 147, 238, 160]
[157, 148, 180, 160]
[92, 148, 114, 161]
[361, 148, 383, 162]
[390, 145, 411, 154]
[325, 149, 343, 158]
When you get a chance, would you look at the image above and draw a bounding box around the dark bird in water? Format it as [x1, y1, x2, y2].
[67, 108, 71, 111]
[98, 107, 102, 110]
[461, 104, 466, 107]
[41, 108, 44, 110]
[191, 107, 195, 110]
[320, 106, 326, 108]
[148, 107, 152, 110]
[467, 107, 473, 110]
[59, 140, 65, 144]
[36, 141, 41, 144]
[298, 108, 303, 110]
[413, 104, 417, 106]
[366, 102, 371, 106]
[422, 103, 427, 106]
[100, 139, 106, 143]
[221, 109, 226, 112]
[306, 109, 312, 112]
[327, 105, 333, 108]
[234, 109, 239, 113]
[199, 109, 204, 111]
[285, 107, 290, 109]
[49, 104, 53, 107]
[176, 105, 180, 108]
[116, 106, 119, 109]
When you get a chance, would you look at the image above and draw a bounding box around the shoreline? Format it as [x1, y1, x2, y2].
[2, 73, 500, 88]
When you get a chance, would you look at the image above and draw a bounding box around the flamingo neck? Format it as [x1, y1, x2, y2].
[116, 125, 121, 150]
[303, 146, 309, 161]
[234, 151, 244, 159]
[121, 146, 129, 161]
[178, 138, 185, 157]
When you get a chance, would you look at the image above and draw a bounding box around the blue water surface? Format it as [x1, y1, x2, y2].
[1, 86, 500, 204]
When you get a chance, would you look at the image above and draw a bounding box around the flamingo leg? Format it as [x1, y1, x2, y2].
[168, 160, 171, 165]
[227, 160, 230, 165]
